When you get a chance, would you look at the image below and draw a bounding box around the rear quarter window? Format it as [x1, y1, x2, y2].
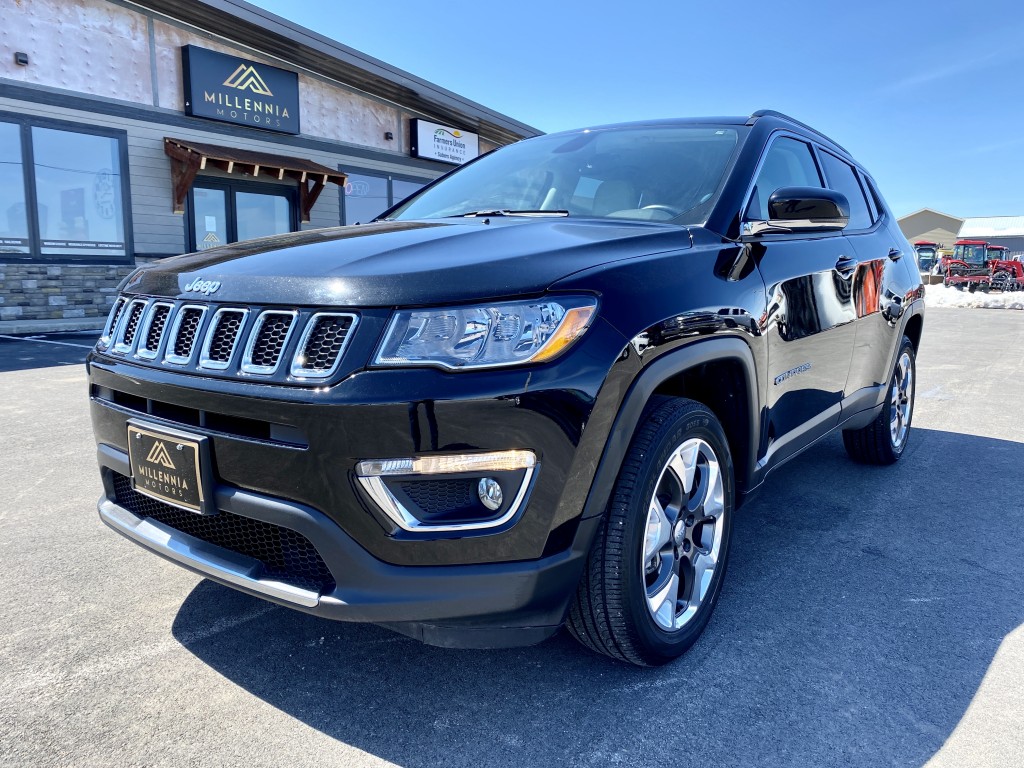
[819, 152, 872, 231]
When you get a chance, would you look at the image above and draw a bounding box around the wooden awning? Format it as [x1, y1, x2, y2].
[164, 137, 347, 223]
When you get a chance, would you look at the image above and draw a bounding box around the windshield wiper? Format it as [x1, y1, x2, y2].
[461, 209, 569, 218]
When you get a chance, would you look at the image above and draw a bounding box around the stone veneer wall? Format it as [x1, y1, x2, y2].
[0, 263, 136, 325]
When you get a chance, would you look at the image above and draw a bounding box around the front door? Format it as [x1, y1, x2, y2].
[745, 135, 857, 466]
[188, 180, 297, 252]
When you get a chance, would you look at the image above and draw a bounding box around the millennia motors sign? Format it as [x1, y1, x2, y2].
[181, 45, 301, 134]
[410, 119, 480, 165]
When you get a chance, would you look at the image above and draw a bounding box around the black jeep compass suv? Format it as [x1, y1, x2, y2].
[89, 111, 924, 666]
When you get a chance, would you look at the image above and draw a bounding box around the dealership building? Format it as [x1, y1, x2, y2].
[0, 0, 540, 332]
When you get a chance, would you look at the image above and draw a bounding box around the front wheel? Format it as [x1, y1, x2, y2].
[842, 336, 916, 465]
[567, 398, 734, 666]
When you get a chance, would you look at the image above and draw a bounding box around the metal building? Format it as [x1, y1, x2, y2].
[896, 208, 964, 249]
[957, 217, 1024, 256]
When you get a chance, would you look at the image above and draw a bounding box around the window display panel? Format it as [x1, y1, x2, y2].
[32, 127, 126, 257]
[391, 179, 424, 207]
[0, 123, 30, 254]
[236, 192, 292, 241]
[192, 187, 228, 251]
[344, 173, 389, 224]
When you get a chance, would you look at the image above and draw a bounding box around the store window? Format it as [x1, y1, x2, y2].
[342, 170, 429, 224]
[188, 180, 297, 251]
[0, 115, 131, 262]
[32, 127, 127, 257]
[0, 122, 29, 254]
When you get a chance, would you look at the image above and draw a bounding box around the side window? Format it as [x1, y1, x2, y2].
[858, 170, 880, 222]
[0, 122, 29, 254]
[819, 152, 872, 231]
[748, 137, 822, 221]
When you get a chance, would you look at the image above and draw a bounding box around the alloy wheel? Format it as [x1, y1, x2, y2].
[889, 351, 913, 449]
[641, 438, 726, 631]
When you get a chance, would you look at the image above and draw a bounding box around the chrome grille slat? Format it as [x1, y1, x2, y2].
[113, 299, 148, 354]
[136, 302, 174, 360]
[98, 297, 127, 350]
[290, 312, 358, 379]
[199, 308, 248, 370]
[241, 311, 297, 375]
[164, 305, 208, 365]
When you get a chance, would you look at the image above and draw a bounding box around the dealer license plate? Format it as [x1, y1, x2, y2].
[127, 421, 208, 514]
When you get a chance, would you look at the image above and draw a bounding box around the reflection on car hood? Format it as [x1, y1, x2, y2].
[124, 218, 693, 306]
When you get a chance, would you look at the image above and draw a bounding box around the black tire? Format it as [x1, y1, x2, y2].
[842, 336, 916, 465]
[567, 397, 734, 666]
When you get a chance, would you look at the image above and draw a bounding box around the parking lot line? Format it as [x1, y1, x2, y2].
[0, 334, 95, 349]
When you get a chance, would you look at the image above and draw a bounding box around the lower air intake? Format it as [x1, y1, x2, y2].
[111, 473, 335, 593]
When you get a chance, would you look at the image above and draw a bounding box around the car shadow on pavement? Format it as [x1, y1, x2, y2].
[172, 428, 1024, 767]
[0, 335, 95, 373]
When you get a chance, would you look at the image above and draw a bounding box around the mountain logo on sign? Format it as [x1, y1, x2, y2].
[146, 441, 176, 469]
[223, 64, 273, 96]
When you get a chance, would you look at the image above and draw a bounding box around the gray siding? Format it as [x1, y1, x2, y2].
[0, 94, 441, 258]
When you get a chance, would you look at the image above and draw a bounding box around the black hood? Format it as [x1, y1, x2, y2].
[124, 218, 693, 307]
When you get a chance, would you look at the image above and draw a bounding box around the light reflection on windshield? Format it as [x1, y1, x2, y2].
[390, 126, 744, 226]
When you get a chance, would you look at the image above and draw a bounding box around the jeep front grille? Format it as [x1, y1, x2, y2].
[98, 297, 358, 384]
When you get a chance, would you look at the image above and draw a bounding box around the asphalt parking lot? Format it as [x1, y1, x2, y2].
[1, 308, 1022, 768]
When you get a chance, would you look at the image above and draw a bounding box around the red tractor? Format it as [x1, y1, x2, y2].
[940, 239, 1023, 292]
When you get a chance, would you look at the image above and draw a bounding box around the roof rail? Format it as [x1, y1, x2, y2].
[747, 110, 851, 156]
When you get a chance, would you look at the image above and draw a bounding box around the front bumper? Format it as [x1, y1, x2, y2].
[98, 444, 599, 647]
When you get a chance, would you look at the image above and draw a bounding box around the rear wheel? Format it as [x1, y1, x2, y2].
[843, 336, 915, 465]
[567, 398, 734, 666]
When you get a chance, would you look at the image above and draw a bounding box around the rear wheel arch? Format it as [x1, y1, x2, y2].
[903, 312, 924, 353]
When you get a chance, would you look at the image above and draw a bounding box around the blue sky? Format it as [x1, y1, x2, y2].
[248, 0, 1024, 219]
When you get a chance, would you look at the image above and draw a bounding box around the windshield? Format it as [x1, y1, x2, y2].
[954, 244, 987, 265]
[987, 247, 1007, 259]
[915, 247, 936, 258]
[389, 125, 744, 225]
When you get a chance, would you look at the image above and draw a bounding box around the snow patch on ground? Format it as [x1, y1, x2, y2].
[924, 284, 1024, 310]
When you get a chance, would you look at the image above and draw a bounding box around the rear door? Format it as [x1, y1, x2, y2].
[819, 155, 912, 405]
[747, 136, 858, 464]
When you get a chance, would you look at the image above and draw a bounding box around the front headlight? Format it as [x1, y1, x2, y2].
[373, 297, 597, 370]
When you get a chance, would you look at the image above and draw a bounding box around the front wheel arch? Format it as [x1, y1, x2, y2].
[578, 338, 759, 527]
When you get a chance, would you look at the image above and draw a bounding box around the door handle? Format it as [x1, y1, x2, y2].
[835, 256, 858, 277]
[888, 248, 903, 262]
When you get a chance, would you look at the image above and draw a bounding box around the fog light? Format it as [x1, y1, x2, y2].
[478, 477, 503, 511]
[356, 449, 537, 533]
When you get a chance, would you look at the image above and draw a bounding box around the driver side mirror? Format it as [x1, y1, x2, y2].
[744, 186, 850, 236]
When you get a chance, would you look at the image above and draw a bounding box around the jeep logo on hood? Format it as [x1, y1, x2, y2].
[183, 277, 221, 296]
